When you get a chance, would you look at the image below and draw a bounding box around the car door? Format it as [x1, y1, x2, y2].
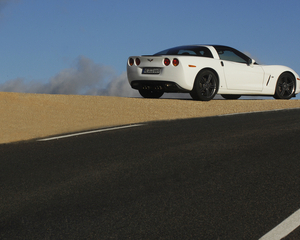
[216, 47, 264, 91]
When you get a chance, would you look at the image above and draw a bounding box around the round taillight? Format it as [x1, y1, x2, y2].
[164, 58, 170, 66]
[172, 58, 179, 66]
[129, 58, 134, 66]
[135, 58, 141, 66]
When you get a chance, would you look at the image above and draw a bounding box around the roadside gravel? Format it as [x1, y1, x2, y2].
[1, 92, 299, 144]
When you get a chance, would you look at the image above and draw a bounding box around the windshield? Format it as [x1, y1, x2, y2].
[154, 46, 213, 58]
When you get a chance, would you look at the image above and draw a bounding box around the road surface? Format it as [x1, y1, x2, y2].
[1, 109, 300, 239]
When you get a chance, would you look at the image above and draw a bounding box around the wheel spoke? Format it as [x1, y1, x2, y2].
[205, 88, 210, 96]
[207, 74, 212, 83]
[286, 88, 293, 95]
[282, 77, 287, 83]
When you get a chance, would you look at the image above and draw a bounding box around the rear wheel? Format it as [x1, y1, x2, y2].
[190, 70, 219, 101]
[273, 73, 296, 99]
[138, 89, 164, 98]
[221, 94, 241, 100]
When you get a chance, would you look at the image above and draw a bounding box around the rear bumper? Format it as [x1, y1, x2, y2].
[130, 80, 190, 93]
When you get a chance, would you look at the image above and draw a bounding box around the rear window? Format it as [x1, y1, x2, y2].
[154, 46, 213, 58]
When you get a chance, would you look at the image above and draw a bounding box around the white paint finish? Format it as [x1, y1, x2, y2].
[37, 124, 144, 141]
[127, 45, 300, 96]
[221, 60, 264, 91]
[259, 209, 300, 240]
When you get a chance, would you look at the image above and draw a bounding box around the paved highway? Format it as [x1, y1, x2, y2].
[1, 109, 300, 239]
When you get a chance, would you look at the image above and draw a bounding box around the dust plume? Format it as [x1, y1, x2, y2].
[0, 56, 139, 97]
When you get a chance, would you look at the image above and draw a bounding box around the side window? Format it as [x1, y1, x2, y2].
[217, 49, 248, 64]
[198, 47, 213, 58]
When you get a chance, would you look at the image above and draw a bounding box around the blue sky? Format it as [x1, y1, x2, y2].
[0, 0, 300, 98]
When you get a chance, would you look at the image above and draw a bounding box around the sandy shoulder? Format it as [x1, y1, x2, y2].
[0, 92, 299, 144]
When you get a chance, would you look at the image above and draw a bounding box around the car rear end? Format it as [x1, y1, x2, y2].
[127, 55, 195, 92]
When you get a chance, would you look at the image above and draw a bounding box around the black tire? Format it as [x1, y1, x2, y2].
[138, 89, 164, 98]
[189, 90, 199, 100]
[190, 70, 219, 101]
[273, 73, 296, 99]
[221, 94, 241, 100]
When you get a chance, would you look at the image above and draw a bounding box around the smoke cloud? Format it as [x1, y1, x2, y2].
[0, 56, 140, 97]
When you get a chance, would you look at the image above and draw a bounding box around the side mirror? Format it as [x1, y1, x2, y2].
[248, 58, 255, 66]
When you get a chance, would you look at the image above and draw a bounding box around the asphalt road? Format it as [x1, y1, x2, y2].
[1, 109, 300, 239]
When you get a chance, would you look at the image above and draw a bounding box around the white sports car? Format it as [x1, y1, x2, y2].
[127, 45, 300, 101]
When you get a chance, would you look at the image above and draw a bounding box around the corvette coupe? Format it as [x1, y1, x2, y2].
[127, 45, 300, 101]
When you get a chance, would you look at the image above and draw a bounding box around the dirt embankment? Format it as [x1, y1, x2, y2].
[0, 92, 299, 144]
